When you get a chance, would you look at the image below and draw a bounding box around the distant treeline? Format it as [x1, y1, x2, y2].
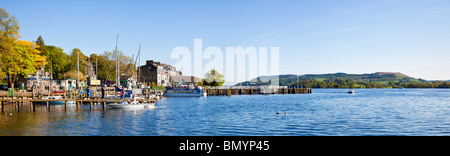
[285, 79, 450, 88]
[236, 72, 450, 88]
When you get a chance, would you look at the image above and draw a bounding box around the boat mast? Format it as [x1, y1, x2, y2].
[50, 57, 53, 92]
[138, 45, 141, 85]
[115, 35, 119, 86]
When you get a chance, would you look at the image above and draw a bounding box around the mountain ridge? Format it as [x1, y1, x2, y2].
[235, 72, 450, 88]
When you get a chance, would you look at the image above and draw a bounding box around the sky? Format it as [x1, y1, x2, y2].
[2, 0, 450, 81]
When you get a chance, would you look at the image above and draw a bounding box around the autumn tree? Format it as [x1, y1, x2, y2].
[0, 8, 20, 80]
[0, 8, 44, 88]
[0, 8, 20, 38]
[2, 40, 44, 88]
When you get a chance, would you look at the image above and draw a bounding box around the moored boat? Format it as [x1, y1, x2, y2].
[163, 85, 206, 97]
[40, 95, 75, 105]
[347, 89, 355, 94]
[108, 101, 156, 109]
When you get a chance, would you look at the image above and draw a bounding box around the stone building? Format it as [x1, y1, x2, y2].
[138, 60, 182, 86]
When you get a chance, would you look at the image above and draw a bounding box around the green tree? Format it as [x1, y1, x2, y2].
[96, 53, 115, 83]
[68, 48, 88, 75]
[46, 45, 70, 79]
[35, 35, 47, 56]
[36, 36, 44, 47]
[204, 69, 225, 86]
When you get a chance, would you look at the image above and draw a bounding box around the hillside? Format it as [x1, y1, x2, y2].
[235, 72, 450, 88]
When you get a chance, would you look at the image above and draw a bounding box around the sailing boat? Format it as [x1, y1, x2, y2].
[105, 39, 154, 109]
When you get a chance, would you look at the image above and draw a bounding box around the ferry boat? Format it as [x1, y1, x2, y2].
[163, 85, 207, 97]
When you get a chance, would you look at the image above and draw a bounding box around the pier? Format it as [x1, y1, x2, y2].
[0, 97, 157, 112]
[0, 87, 160, 112]
[0, 86, 312, 112]
[205, 87, 312, 96]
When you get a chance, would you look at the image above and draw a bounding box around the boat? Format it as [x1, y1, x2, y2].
[347, 89, 355, 94]
[108, 102, 156, 109]
[108, 98, 156, 109]
[40, 95, 75, 105]
[163, 85, 207, 97]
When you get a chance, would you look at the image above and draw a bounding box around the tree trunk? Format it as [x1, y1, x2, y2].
[8, 74, 15, 89]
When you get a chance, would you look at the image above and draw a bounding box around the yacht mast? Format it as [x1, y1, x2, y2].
[115, 35, 119, 86]
[137, 45, 141, 84]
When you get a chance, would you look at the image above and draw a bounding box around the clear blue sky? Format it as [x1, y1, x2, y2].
[3, 0, 450, 80]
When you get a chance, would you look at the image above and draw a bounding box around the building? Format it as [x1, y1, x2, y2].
[26, 70, 51, 91]
[169, 76, 202, 86]
[138, 60, 182, 86]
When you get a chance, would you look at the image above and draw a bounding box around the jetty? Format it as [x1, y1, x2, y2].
[0, 97, 156, 111]
[0, 87, 160, 112]
[205, 87, 312, 96]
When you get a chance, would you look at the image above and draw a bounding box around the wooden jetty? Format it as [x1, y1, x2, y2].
[0, 97, 157, 112]
[205, 87, 312, 96]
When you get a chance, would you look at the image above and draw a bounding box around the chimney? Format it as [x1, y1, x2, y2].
[146, 60, 154, 65]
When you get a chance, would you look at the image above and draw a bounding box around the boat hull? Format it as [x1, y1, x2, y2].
[39, 101, 75, 105]
[108, 103, 156, 109]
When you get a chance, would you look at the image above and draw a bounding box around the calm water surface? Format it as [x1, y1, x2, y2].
[1, 89, 449, 136]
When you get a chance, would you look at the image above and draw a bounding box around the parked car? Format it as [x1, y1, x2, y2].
[0, 84, 8, 90]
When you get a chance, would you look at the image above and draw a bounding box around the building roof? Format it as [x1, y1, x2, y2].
[170, 76, 201, 83]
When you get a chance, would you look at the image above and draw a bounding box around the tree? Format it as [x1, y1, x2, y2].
[45, 45, 70, 79]
[35, 35, 47, 56]
[36, 36, 44, 47]
[64, 70, 86, 81]
[0, 8, 20, 80]
[97, 50, 135, 83]
[204, 69, 225, 86]
[0, 8, 44, 88]
[68, 48, 88, 75]
[2, 40, 44, 88]
[0, 8, 20, 38]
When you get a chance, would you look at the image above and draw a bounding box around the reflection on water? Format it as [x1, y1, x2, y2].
[1, 89, 450, 136]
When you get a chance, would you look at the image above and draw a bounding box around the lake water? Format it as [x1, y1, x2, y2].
[1, 89, 449, 136]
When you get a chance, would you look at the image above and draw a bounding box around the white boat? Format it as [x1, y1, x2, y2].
[347, 89, 355, 94]
[108, 97, 156, 109]
[108, 102, 156, 109]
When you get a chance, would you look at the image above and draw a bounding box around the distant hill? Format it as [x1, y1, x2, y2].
[235, 72, 450, 88]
